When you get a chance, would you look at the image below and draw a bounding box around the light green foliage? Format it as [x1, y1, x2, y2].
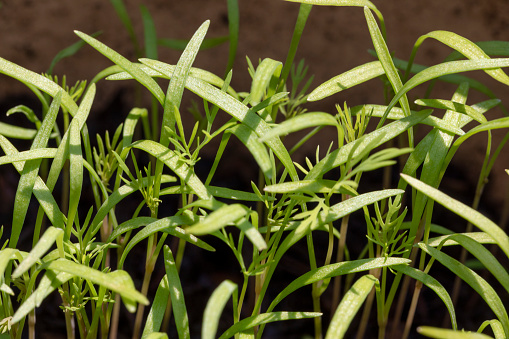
[0, 1, 509, 338]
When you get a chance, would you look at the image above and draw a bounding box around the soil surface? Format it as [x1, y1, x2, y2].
[1, 1, 509, 338]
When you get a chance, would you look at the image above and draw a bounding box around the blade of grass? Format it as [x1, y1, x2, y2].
[225, 0, 239, 75]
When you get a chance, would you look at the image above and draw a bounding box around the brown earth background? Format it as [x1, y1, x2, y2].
[1, 0, 509, 338]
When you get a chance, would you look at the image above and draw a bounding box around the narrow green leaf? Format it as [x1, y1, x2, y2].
[384, 58, 509, 121]
[119, 216, 214, 267]
[228, 124, 273, 180]
[12, 227, 64, 279]
[225, 0, 239, 75]
[259, 112, 337, 141]
[427, 232, 495, 247]
[430, 234, 509, 296]
[365, 7, 411, 122]
[308, 61, 384, 101]
[351, 105, 464, 136]
[67, 119, 83, 237]
[142, 275, 170, 339]
[249, 58, 282, 106]
[306, 110, 431, 179]
[419, 243, 509, 336]
[206, 186, 274, 202]
[479, 319, 505, 339]
[266, 257, 410, 313]
[320, 189, 404, 225]
[109, 60, 238, 98]
[109, 0, 138, 52]
[186, 204, 248, 235]
[0, 121, 41, 140]
[74, 30, 164, 105]
[392, 265, 457, 330]
[0, 58, 78, 115]
[46, 259, 149, 306]
[401, 174, 509, 259]
[47, 32, 101, 75]
[0, 148, 58, 166]
[326, 275, 377, 339]
[107, 217, 157, 243]
[218, 312, 321, 339]
[0, 136, 65, 230]
[139, 59, 299, 181]
[12, 271, 73, 324]
[417, 326, 494, 339]
[10, 92, 62, 248]
[163, 246, 190, 339]
[160, 20, 209, 144]
[202, 280, 237, 339]
[418, 31, 509, 86]
[131, 140, 211, 200]
[264, 179, 356, 195]
[415, 98, 487, 123]
[140, 5, 157, 60]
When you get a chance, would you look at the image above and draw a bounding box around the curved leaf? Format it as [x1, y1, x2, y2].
[401, 174, 509, 259]
[326, 275, 377, 339]
[266, 257, 410, 313]
[419, 243, 509, 336]
[393, 265, 457, 330]
[308, 61, 384, 101]
[260, 112, 338, 141]
[202, 280, 238, 339]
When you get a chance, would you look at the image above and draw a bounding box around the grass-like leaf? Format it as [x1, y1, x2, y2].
[140, 60, 299, 181]
[249, 58, 282, 106]
[306, 109, 431, 179]
[119, 216, 214, 268]
[401, 174, 509, 259]
[0, 121, 41, 140]
[142, 275, 170, 338]
[392, 265, 457, 330]
[419, 243, 509, 336]
[415, 99, 487, 123]
[186, 204, 247, 233]
[365, 7, 411, 123]
[12, 271, 73, 324]
[308, 61, 384, 101]
[259, 112, 338, 141]
[74, 30, 164, 105]
[0, 58, 78, 115]
[427, 232, 495, 247]
[326, 275, 377, 339]
[266, 257, 410, 314]
[383, 58, 509, 121]
[218, 312, 321, 339]
[10, 92, 62, 248]
[351, 105, 464, 136]
[160, 20, 209, 144]
[428, 234, 509, 295]
[131, 140, 211, 200]
[417, 326, 494, 339]
[163, 246, 190, 339]
[202, 280, 238, 339]
[12, 227, 63, 279]
[46, 258, 149, 307]
[413, 31, 509, 86]
[67, 119, 83, 238]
